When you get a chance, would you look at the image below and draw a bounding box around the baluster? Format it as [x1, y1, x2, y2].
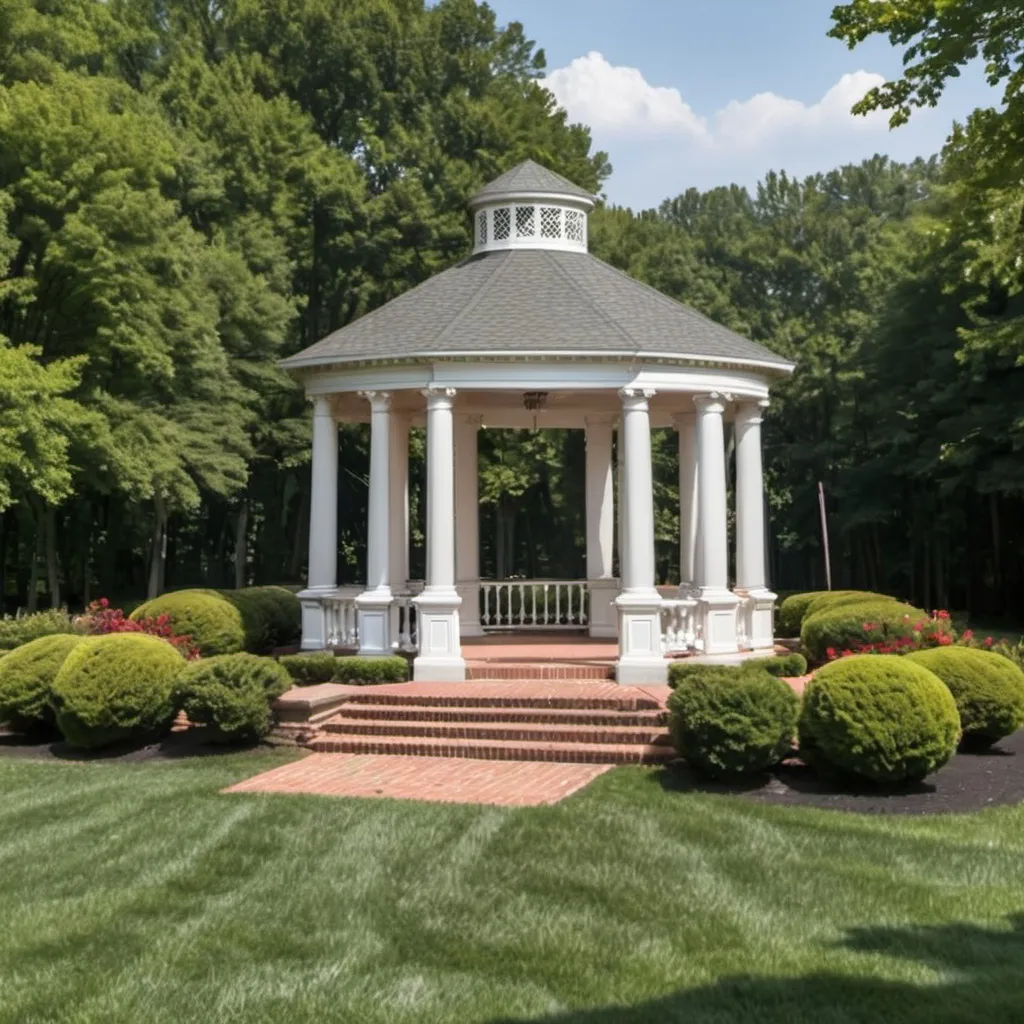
[543, 584, 550, 626]
[555, 584, 561, 626]
[531, 584, 538, 626]
[484, 584, 491, 627]
[517, 582, 525, 626]
[581, 583, 589, 626]
[566, 584, 574, 625]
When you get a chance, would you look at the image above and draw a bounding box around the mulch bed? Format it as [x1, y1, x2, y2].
[657, 729, 1024, 815]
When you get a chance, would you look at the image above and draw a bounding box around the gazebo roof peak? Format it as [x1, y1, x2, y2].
[469, 159, 597, 209]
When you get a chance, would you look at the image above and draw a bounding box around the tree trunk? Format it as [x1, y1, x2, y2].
[45, 505, 60, 608]
[27, 528, 40, 612]
[990, 493, 1002, 597]
[147, 494, 168, 600]
[234, 500, 249, 590]
[288, 485, 309, 582]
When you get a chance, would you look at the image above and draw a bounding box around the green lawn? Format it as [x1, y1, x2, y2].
[2, 751, 1023, 1024]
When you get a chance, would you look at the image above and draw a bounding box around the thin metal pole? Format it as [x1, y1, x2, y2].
[818, 481, 832, 591]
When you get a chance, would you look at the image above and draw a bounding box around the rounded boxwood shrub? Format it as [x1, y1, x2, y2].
[742, 652, 808, 678]
[777, 590, 896, 637]
[0, 608, 80, 651]
[801, 600, 931, 663]
[0, 634, 86, 734]
[799, 654, 960, 784]
[333, 656, 408, 684]
[279, 652, 336, 684]
[255, 587, 301, 647]
[667, 665, 800, 777]
[175, 653, 292, 741]
[801, 590, 897, 621]
[130, 590, 245, 657]
[51, 633, 185, 749]
[906, 646, 1024, 747]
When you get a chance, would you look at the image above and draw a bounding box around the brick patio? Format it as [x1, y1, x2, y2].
[224, 752, 612, 806]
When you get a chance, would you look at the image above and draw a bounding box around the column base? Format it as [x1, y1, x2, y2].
[355, 587, 394, 656]
[297, 587, 334, 650]
[588, 578, 619, 639]
[735, 587, 777, 650]
[614, 590, 667, 684]
[412, 588, 465, 681]
[456, 581, 483, 637]
[698, 588, 741, 655]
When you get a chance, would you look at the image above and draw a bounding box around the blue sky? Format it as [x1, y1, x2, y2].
[487, 0, 999, 208]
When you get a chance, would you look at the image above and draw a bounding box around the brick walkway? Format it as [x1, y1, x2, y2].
[224, 752, 611, 806]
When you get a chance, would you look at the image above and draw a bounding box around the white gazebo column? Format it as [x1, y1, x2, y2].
[675, 411, 699, 596]
[298, 396, 339, 649]
[614, 389, 667, 683]
[585, 416, 617, 638]
[695, 392, 740, 654]
[356, 391, 394, 656]
[413, 388, 465, 681]
[455, 414, 482, 636]
[734, 399, 776, 650]
[388, 413, 410, 590]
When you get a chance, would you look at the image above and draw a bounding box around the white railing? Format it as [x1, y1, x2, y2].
[661, 598, 699, 654]
[391, 594, 418, 652]
[480, 580, 589, 630]
[324, 588, 360, 648]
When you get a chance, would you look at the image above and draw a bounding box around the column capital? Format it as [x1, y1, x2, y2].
[358, 390, 392, 412]
[310, 395, 335, 418]
[694, 391, 730, 415]
[619, 387, 656, 410]
[734, 398, 770, 426]
[422, 386, 457, 409]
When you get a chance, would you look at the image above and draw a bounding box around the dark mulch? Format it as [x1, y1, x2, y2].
[0, 727, 281, 763]
[656, 729, 1024, 815]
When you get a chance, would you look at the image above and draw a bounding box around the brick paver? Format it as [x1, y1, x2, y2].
[224, 753, 611, 806]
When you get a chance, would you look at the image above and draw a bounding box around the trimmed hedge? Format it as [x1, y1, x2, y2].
[667, 665, 799, 777]
[799, 654, 960, 784]
[333, 656, 408, 684]
[279, 652, 336, 685]
[907, 646, 1024, 747]
[801, 599, 930, 663]
[222, 586, 301, 651]
[51, 633, 185, 749]
[777, 590, 896, 637]
[0, 608, 80, 651]
[0, 634, 86, 734]
[130, 590, 245, 657]
[744, 652, 808, 678]
[175, 653, 292, 741]
[801, 590, 898, 621]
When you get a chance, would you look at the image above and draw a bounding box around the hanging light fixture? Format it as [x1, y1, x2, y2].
[522, 391, 548, 429]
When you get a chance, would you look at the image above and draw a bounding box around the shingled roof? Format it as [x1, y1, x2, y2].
[280, 249, 793, 371]
[468, 159, 596, 205]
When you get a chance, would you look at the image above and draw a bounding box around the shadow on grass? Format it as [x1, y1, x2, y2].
[489, 916, 1024, 1024]
[1, 728, 270, 763]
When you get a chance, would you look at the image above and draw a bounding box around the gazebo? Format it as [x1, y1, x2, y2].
[281, 160, 794, 684]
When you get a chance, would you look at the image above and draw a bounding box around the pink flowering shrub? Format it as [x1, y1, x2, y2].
[82, 598, 199, 660]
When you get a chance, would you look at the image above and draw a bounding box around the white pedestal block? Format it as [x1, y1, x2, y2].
[699, 589, 741, 655]
[356, 590, 394, 656]
[736, 588, 776, 651]
[456, 581, 483, 637]
[412, 590, 465, 681]
[614, 591, 668, 684]
[588, 578, 619, 639]
[297, 588, 332, 650]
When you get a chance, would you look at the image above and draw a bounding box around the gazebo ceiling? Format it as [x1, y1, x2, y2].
[280, 160, 793, 376]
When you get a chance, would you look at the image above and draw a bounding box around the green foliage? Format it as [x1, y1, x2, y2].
[0, 633, 85, 733]
[222, 587, 301, 652]
[907, 646, 1024, 746]
[799, 655, 961, 784]
[0, 608, 80, 650]
[777, 593, 835, 637]
[130, 591, 245, 657]
[801, 591, 898, 620]
[745, 653, 808, 678]
[801, 600, 929, 662]
[51, 633, 185, 749]
[332, 656, 408, 684]
[667, 665, 800, 778]
[279, 652, 336, 685]
[175, 653, 292, 742]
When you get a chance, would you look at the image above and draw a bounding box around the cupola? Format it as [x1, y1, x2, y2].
[468, 159, 596, 255]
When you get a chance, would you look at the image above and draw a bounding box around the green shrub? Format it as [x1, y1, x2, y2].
[175, 653, 292, 741]
[279, 652, 336, 684]
[799, 654, 960, 784]
[777, 592, 836, 636]
[667, 665, 799, 778]
[801, 590, 897, 621]
[253, 586, 301, 647]
[221, 588, 278, 652]
[906, 646, 1024, 747]
[130, 590, 245, 657]
[333, 656, 408, 684]
[0, 634, 86, 733]
[743, 652, 808, 678]
[801, 600, 930, 662]
[0, 608, 80, 651]
[51, 633, 185, 749]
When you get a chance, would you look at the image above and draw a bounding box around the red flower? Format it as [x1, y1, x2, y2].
[841, 649, 854, 658]
[985, 636, 994, 647]
[826, 647, 838, 660]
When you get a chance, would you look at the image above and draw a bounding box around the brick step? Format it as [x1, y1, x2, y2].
[465, 663, 613, 681]
[322, 715, 672, 746]
[307, 733, 674, 764]
[336, 703, 668, 727]
[340, 690, 662, 711]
